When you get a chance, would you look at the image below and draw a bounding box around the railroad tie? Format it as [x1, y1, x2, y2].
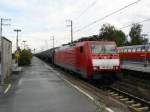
[108, 92, 115, 95]
[116, 95, 124, 99]
[136, 107, 149, 112]
[120, 97, 129, 101]
[125, 100, 135, 104]
[131, 106, 149, 112]
[111, 93, 119, 96]
[130, 103, 141, 108]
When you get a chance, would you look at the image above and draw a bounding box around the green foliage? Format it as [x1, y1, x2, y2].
[76, 23, 148, 46]
[99, 24, 127, 46]
[18, 50, 33, 66]
[129, 23, 143, 45]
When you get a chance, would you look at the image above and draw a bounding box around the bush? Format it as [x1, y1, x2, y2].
[18, 50, 33, 66]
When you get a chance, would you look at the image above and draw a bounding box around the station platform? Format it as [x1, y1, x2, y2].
[121, 61, 150, 73]
[0, 57, 99, 112]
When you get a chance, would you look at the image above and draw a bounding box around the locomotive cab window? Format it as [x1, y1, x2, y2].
[91, 43, 116, 54]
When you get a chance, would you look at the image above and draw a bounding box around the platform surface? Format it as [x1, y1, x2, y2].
[121, 61, 150, 73]
[0, 57, 98, 112]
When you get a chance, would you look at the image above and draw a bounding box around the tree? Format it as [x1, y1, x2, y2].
[18, 49, 33, 66]
[99, 24, 127, 46]
[129, 23, 144, 45]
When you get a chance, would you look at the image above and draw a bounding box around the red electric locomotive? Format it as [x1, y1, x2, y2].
[54, 41, 120, 80]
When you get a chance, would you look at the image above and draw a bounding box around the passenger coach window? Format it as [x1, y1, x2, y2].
[132, 48, 136, 52]
[80, 47, 83, 53]
[128, 49, 131, 52]
[137, 48, 141, 52]
[141, 48, 145, 52]
[124, 49, 127, 52]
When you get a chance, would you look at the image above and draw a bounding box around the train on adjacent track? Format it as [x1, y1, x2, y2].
[36, 41, 120, 80]
[118, 44, 150, 66]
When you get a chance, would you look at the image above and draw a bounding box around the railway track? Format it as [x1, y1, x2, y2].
[107, 86, 150, 112]
[111, 80, 150, 102]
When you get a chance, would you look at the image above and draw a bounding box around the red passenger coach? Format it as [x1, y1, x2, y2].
[118, 44, 150, 65]
[54, 41, 120, 80]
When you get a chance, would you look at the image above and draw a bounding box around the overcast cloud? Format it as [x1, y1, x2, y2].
[0, 0, 150, 52]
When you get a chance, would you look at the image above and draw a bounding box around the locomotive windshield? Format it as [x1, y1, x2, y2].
[91, 43, 116, 54]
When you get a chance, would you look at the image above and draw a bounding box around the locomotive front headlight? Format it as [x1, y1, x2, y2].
[116, 66, 118, 69]
[93, 66, 97, 70]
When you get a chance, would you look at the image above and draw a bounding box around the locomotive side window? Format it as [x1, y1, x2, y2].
[80, 46, 83, 53]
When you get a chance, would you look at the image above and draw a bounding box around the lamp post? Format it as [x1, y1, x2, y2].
[14, 29, 21, 50]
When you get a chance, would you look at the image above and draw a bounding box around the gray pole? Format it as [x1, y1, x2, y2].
[0, 19, 2, 84]
[34, 48, 35, 54]
[0, 18, 11, 37]
[52, 36, 54, 49]
[17, 31, 18, 50]
[14, 29, 21, 50]
[66, 20, 73, 43]
[0, 18, 2, 37]
[71, 20, 73, 43]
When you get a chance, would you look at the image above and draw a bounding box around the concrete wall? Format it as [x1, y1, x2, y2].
[0, 37, 12, 84]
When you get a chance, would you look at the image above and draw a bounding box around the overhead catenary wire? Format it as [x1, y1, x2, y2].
[120, 18, 150, 29]
[76, 0, 97, 19]
[75, 0, 141, 33]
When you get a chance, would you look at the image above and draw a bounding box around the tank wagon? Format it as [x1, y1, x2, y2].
[54, 41, 120, 80]
[35, 48, 55, 63]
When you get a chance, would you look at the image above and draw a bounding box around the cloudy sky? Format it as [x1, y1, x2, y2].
[0, 0, 150, 52]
